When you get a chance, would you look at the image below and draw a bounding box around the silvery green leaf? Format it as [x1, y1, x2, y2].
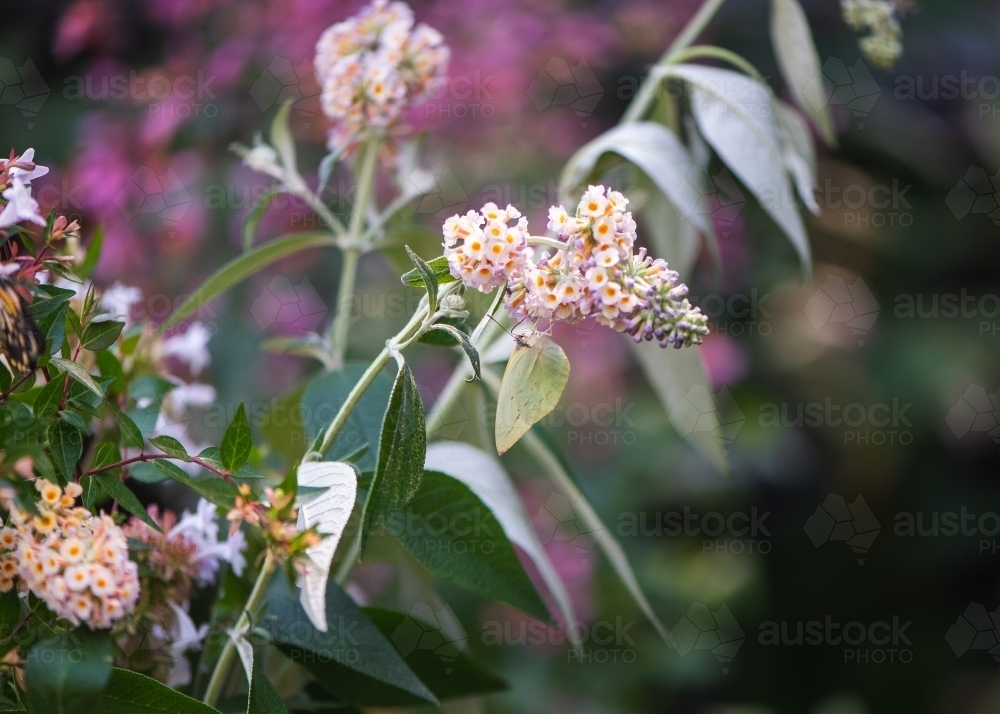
[662, 64, 811, 273]
[773, 99, 820, 214]
[424, 441, 580, 646]
[270, 102, 297, 176]
[560, 121, 710, 235]
[630, 340, 728, 475]
[295, 461, 358, 631]
[770, 0, 837, 146]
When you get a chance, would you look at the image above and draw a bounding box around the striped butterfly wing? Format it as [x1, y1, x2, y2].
[0, 278, 43, 374]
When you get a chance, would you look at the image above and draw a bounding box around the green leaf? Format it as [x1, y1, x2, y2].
[401, 255, 456, 288]
[48, 419, 83, 481]
[301, 363, 395, 469]
[770, 0, 837, 146]
[0, 590, 21, 641]
[109, 404, 144, 449]
[404, 246, 437, 314]
[629, 340, 728, 475]
[220, 403, 252, 472]
[243, 187, 281, 252]
[96, 669, 221, 713]
[80, 474, 100, 511]
[494, 334, 570, 455]
[264, 576, 437, 707]
[363, 607, 506, 700]
[248, 654, 289, 714]
[427, 324, 481, 381]
[388, 470, 549, 620]
[81, 320, 124, 351]
[363, 363, 426, 545]
[95, 350, 125, 394]
[270, 102, 297, 176]
[95, 473, 160, 532]
[79, 225, 103, 279]
[34, 374, 65, 419]
[151, 459, 240, 509]
[162, 232, 339, 331]
[424, 441, 579, 642]
[149, 435, 191, 461]
[24, 628, 112, 714]
[49, 358, 104, 400]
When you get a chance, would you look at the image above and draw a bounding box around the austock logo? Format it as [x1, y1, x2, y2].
[946, 603, 1000, 667]
[391, 602, 468, 673]
[251, 57, 320, 126]
[398, 166, 468, 219]
[668, 385, 745, 457]
[527, 57, 603, 128]
[804, 493, 881, 565]
[804, 274, 880, 346]
[946, 167, 1000, 232]
[668, 603, 745, 674]
[249, 275, 327, 334]
[806, 57, 881, 129]
[946, 384, 1000, 449]
[0, 57, 49, 128]
[115, 165, 192, 229]
[531, 492, 602, 565]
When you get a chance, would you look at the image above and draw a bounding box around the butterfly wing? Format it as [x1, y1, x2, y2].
[0, 278, 43, 374]
[495, 335, 570, 454]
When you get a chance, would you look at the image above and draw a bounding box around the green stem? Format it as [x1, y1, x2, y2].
[311, 303, 429, 459]
[329, 140, 381, 367]
[621, 0, 728, 123]
[203, 551, 278, 707]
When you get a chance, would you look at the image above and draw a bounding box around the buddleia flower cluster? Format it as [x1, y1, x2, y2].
[120, 499, 246, 686]
[443, 203, 530, 293]
[841, 0, 904, 69]
[0, 480, 140, 629]
[443, 186, 709, 349]
[315, 0, 449, 159]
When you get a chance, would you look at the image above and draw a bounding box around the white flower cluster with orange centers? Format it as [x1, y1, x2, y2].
[443, 203, 530, 293]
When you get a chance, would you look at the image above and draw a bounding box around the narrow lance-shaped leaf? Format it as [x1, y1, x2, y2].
[97, 669, 221, 713]
[428, 324, 481, 381]
[48, 419, 83, 481]
[770, 0, 837, 146]
[264, 576, 437, 707]
[243, 187, 281, 251]
[401, 255, 457, 288]
[162, 232, 339, 331]
[424, 441, 580, 644]
[109, 403, 144, 449]
[388, 470, 550, 620]
[560, 121, 711, 235]
[363, 363, 426, 545]
[630, 340, 728, 475]
[405, 245, 438, 315]
[81, 319, 124, 351]
[659, 64, 812, 274]
[295, 460, 358, 632]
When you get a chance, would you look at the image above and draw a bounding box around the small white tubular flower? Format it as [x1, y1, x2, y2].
[443, 203, 529, 293]
[0, 178, 45, 229]
[163, 323, 212, 375]
[168, 499, 248, 584]
[4, 148, 49, 184]
[314, 0, 449, 157]
[100, 282, 143, 323]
